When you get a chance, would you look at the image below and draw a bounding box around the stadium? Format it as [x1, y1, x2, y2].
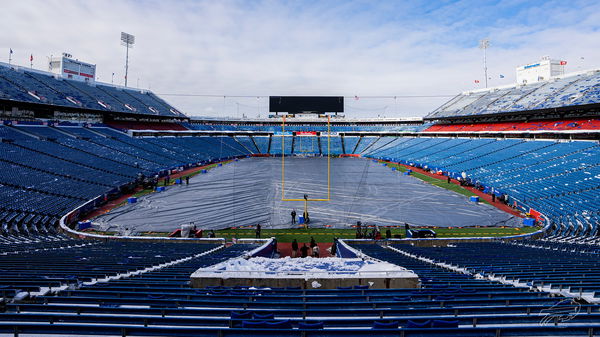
[1, 1, 600, 336]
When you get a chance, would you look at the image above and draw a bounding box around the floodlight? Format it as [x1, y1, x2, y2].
[121, 32, 135, 87]
[479, 39, 490, 88]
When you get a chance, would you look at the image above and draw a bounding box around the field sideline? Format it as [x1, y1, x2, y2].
[135, 226, 538, 242]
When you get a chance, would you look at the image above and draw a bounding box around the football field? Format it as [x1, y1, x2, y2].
[94, 157, 521, 233]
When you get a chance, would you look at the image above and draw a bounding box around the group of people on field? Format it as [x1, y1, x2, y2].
[355, 221, 384, 240]
[290, 237, 319, 258]
[253, 223, 321, 258]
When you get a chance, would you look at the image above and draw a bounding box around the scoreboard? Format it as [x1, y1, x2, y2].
[49, 53, 96, 83]
[269, 96, 344, 114]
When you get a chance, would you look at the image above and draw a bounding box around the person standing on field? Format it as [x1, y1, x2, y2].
[291, 239, 299, 258]
[312, 245, 320, 258]
[255, 224, 262, 238]
[300, 243, 310, 258]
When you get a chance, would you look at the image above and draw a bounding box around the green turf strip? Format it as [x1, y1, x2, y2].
[134, 226, 538, 242]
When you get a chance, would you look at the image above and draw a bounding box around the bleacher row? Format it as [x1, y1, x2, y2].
[0, 124, 252, 234]
[0, 64, 179, 116]
[384, 240, 600, 301]
[108, 121, 189, 131]
[427, 70, 600, 118]
[347, 243, 600, 336]
[2, 238, 599, 336]
[365, 137, 600, 236]
[0, 241, 271, 336]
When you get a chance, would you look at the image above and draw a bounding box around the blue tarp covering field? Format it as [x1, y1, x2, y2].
[94, 157, 519, 233]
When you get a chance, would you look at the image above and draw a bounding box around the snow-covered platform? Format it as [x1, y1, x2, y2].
[190, 257, 420, 289]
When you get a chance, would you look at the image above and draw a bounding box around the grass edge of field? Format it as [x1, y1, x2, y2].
[120, 226, 539, 243]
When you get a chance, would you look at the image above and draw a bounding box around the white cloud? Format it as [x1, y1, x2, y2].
[0, 0, 599, 118]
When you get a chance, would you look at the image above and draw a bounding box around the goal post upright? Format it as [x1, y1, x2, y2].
[281, 115, 285, 200]
[327, 114, 331, 200]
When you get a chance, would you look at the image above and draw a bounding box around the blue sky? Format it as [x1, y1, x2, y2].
[1, 0, 599, 118]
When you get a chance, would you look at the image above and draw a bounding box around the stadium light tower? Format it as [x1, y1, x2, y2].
[479, 38, 490, 88]
[120, 32, 135, 87]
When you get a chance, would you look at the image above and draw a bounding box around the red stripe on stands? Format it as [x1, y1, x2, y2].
[424, 118, 600, 132]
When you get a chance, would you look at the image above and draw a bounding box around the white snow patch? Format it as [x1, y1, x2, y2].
[192, 256, 414, 279]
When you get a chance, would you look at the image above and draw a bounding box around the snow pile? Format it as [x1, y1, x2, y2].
[193, 256, 414, 279]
